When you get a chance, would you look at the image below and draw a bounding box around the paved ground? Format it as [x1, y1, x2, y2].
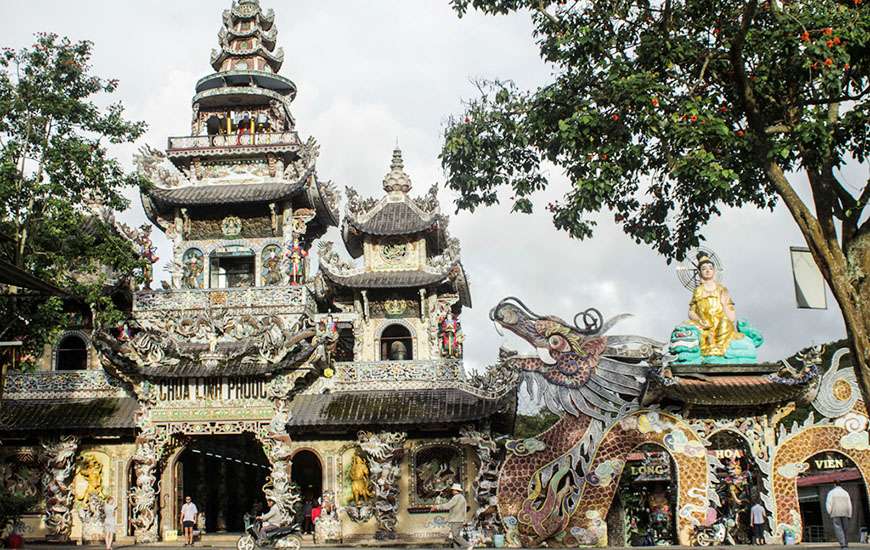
[18, 543, 870, 550]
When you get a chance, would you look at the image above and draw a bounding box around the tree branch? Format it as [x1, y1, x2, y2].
[535, 1, 560, 27]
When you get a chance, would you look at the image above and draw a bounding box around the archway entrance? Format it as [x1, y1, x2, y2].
[175, 434, 269, 533]
[708, 430, 760, 544]
[798, 451, 870, 543]
[290, 450, 322, 529]
[611, 444, 677, 546]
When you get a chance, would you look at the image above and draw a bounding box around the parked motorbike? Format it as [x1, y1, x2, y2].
[237, 519, 302, 550]
[694, 516, 736, 547]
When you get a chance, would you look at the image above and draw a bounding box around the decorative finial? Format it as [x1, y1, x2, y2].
[383, 147, 412, 194]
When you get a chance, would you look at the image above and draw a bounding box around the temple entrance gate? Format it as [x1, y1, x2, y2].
[609, 444, 678, 546]
[174, 434, 270, 533]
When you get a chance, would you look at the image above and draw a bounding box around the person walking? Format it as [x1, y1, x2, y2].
[430, 483, 472, 550]
[179, 495, 198, 547]
[103, 496, 117, 550]
[750, 500, 766, 545]
[826, 480, 853, 548]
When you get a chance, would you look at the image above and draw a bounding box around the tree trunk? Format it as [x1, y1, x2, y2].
[764, 161, 870, 406]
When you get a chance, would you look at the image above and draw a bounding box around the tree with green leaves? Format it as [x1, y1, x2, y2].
[441, 0, 869, 399]
[0, 33, 147, 365]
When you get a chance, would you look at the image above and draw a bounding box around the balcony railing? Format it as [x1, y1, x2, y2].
[134, 285, 314, 316]
[334, 359, 464, 384]
[4, 370, 129, 399]
[167, 130, 299, 152]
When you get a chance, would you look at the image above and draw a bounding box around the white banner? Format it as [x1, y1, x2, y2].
[790, 247, 827, 309]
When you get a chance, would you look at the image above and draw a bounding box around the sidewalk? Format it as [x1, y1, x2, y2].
[18, 543, 870, 550]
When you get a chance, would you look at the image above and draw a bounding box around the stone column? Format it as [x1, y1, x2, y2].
[216, 460, 227, 531]
[40, 436, 79, 541]
[196, 453, 209, 532]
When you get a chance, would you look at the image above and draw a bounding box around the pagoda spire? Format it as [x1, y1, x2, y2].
[382, 146, 412, 195]
[211, 0, 284, 74]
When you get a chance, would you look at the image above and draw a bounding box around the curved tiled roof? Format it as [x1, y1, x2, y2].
[346, 201, 439, 236]
[286, 388, 512, 429]
[643, 364, 815, 406]
[146, 181, 305, 212]
[320, 265, 450, 289]
[0, 397, 138, 432]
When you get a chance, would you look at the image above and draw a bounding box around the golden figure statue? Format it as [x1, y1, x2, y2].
[687, 253, 743, 357]
[349, 454, 373, 506]
[74, 455, 105, 502]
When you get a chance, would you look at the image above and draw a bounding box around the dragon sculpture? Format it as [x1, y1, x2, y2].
[489, 298, 710, 546]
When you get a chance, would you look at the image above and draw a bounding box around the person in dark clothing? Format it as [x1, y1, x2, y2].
[302, 498, 314, 535]
[206, 114, 221, 135]
[206, 114, 221, 144]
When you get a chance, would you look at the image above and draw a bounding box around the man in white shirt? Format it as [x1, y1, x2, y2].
[826, 480, 853, 548]
[179, 496, 198, 547]
[750, 500, 766, 545]
[430, 483, 472, 549]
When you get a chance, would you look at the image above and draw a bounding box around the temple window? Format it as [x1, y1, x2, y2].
[55, 333, 88, 371]
[410, 444, 463, 506]
[380, 324, 413, 360]
[209, 246, 255, 288]
[335, 328, 355, 362]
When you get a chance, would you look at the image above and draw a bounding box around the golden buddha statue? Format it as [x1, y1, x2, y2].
[687, 253, 743, 357]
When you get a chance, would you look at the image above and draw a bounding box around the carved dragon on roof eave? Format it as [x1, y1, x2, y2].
[306, 178, 340, 229]
[92, 324, 321, 381]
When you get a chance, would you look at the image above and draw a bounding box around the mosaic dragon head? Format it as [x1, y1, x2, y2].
[490, 297, 663, 420]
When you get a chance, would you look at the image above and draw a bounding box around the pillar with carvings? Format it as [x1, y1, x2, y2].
[256, 424, 298, 525]
[357, 431, 406, 539]
[456, 425, 504, 535]
[129, 427, 170, 543]
[40, 436, 79, 541]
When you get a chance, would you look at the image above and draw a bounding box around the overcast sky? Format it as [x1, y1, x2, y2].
[1, 1, 853, 380]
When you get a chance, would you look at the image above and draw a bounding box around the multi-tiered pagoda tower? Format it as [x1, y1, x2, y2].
[0, 0, 514, 546]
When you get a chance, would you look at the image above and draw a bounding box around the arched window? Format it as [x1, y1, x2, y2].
[380, 324, 413, 361]
[56, 334, 88, 371]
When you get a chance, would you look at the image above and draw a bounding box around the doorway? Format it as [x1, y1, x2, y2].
[798, 451, 869, 543]
[290, 450, 323, 524]
[613, 445, 677, 546]
[175, 434, 269, 533]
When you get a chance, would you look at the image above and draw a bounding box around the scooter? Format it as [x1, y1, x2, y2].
[236, 518, 302, 550]
[694, 516, 736, 547]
